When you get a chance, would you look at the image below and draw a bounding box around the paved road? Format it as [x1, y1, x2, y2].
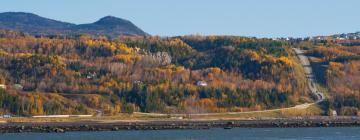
[293, 48, 325, 103]
[134, 103, 314, 116]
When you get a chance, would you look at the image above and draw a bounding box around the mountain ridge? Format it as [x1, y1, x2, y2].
[0, 12, 148, 37]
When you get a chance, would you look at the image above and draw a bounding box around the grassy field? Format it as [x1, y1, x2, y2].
[0, 104, 324, 123]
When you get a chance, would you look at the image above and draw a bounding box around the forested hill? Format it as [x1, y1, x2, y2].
[0, 12, 148, 37]
[0, 28, 359, 117]
[0, 30, 311, 116]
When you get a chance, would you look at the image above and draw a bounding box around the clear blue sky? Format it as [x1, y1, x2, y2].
[1, 0, 359, 38]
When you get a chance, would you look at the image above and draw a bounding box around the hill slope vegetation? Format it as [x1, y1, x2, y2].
[0, 30, 310, 116]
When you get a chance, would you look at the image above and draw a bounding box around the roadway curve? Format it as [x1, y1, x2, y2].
[135, 48, 325, 116]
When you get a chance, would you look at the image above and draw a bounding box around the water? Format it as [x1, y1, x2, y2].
[0, 127, 359, 140]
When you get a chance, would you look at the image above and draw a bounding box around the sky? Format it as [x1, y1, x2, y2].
[1, 0, 359, 38]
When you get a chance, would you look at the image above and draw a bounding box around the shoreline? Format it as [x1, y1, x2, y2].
[1, 117, 360, 133]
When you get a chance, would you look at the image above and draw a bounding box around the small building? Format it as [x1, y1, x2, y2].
[0, 84, 6, 89]
[196, 81, 208, 87]
[134, 47, 141, 52]
[332, 110, 338, 117]
[13, 84, 23, 90]
[133, 80, 143, 85]
[170, 116, 184, 120]
[86, 72, 97, 79]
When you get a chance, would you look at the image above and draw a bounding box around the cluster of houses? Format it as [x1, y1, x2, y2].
[332, 33, 360, 40]
[270, 32, 360, 42]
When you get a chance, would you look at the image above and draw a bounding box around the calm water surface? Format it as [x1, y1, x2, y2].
[0, 127, 359, 140]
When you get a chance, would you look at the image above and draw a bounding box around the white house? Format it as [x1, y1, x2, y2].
[13, 84, 23, 90]
[0, 84, 6, 89]
[196, 81, 208, 87]
[332, 110, 337, 117]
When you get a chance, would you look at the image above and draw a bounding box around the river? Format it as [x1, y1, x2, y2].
[0, 127, 359, 140]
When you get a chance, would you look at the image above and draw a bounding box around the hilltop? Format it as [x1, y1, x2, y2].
[0, 12, 148, 37]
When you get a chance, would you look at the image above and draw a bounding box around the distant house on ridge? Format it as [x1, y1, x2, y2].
[196, 81, 208, 87]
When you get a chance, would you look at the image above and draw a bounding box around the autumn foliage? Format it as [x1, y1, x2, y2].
[0, 30, 309, 116]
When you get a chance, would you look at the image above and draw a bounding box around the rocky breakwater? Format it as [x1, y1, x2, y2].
[1, 117, 360, 133]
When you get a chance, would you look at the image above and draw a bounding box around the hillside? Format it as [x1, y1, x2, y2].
[0, 12, 148, 37]
[2, 28, 359, 117]
[296, 37, 360, 116]
[0, 30, 310, 116]
[73, 16, 148, 37]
